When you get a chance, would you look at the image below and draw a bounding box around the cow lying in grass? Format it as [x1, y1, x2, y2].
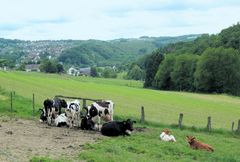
[101, 119, 136, 136]
[160, 128, 176, 142]
[186, 136, 214, 152]
[54, 113, 67, 127]
[88, 100, 114, 130]
[65, 100, 81, 128]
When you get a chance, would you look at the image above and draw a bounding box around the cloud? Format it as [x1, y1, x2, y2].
[0, 0, 239, 40]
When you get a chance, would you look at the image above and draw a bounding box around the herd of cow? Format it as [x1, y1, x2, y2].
[39, 97, 214, 152]
[39, 97, 136, 136]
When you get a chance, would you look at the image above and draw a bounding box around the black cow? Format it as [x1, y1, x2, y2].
[101, 119, 136, 136]
[80, 116, 95, 130]
[53, 97, 67, 115]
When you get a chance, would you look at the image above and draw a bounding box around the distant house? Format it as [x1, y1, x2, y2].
[67, 67, 79, 76]
[67, 67, 91, 76]
[79, 67, 91, 76]
[0, 66, 7, 71]
[25, 64, 40, 72]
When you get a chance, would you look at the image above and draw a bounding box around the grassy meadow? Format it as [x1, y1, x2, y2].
[0, 71, 240, 129]
[1, 71, 240, 162]
[30, 126, 240, 162]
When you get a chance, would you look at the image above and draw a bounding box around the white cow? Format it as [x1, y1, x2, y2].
[160, 129, 176, 142]
[65, 100, 81, 128]
[55, 113, 68, 127]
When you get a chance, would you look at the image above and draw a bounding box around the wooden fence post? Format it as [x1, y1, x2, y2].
[140, 106, 145, 124]
[231, 122, 235, 132]
[32, 93, 35, 116]
[10, 92, 13, 113]
[83, 99, 86, 108]
[178, 113, 183, 128]
[237, 119, 240, 133]
[207, 116, 211, 131]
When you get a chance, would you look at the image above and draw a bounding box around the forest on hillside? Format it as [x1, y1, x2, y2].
[133, 23, 240, 95]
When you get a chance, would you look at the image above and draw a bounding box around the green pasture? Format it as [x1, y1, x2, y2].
[31, 126, 240, 162]
[0, 71, 240, 130]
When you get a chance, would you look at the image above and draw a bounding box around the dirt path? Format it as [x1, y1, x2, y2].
[0, 117, 103, 162]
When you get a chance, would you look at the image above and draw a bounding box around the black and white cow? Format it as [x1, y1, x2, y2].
[87, 100, 114, 129]
[101, 119, 136, 136]
[39, 108, 47, 122]
[54, 113, 68, 127]
[42, 97, 67, 125]
[80, 116, 95, 130]
[65, 100, 81, 128]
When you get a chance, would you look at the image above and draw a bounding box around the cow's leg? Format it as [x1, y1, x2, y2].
[59, 107, 61, 115]
[98, 116, 101, 131]
[111, 108, 114, 121]
[47, 108, 51, 125]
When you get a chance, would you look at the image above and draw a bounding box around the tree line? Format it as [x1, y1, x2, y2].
[141, 23, 240, 96]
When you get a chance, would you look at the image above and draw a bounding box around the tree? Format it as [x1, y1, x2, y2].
[102, 67, 117, 78]
[56, 63, 64, 73]
[171, 54, 199, 91]
[127, 65, 145, 80]
[90, 67, 98, 77]
[195, 47, 240, 95]
[144, 49, 164, 87]
[17, 63, 26, 71]
[153, 55, 176, 90]
[40, 60, 57, 73]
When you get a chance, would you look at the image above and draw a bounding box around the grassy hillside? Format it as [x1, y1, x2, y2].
[77, 127, 240, 162]
[0, 35, 200, 67]
[0, 71, 240, 130]
[59, 35, 200, 67]
[31, 126, 240, 162]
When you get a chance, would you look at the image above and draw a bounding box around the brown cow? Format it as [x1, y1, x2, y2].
[186, 136, 214, 152]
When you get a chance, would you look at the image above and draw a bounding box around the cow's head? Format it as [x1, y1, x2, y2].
[39, 108, 47, 122]
[186, 136, 196, 144]
[69, 103, 80, 112]
[123, 119, 136, 131]
[89, 105, 98, 117]
[60, 99, 68, 108]
[43, 99, 54, 108]
[162, 128, 170, 135]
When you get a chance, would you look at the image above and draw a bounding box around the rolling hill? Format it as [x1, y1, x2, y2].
[0, 34, 201, 67]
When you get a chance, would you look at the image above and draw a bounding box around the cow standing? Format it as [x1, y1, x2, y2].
[88, 100, 114, 130]
[65, 100, 81, 128]
[42, 97, 67, 125]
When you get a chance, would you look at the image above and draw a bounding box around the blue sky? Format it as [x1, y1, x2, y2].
[0, 0, 239, 40]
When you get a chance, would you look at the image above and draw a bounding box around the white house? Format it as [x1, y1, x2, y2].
[25, 64, 40, 72]
[67, 67, 79, 76]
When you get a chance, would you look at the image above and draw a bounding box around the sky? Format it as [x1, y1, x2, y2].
[0, 0, 239, 40]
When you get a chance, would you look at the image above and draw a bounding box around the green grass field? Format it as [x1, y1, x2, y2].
[0, 71, 240, 130]
[1, 71, 240, 162]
